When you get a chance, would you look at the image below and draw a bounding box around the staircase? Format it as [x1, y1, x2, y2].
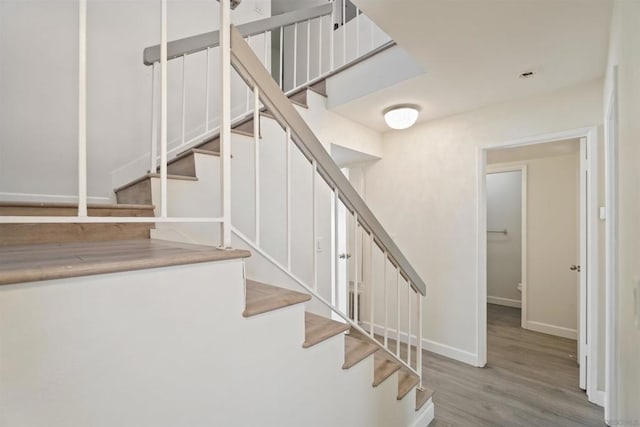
[0, 2, 434, 426]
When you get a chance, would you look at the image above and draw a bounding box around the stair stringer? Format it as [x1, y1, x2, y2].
[1, 257, 428, 427]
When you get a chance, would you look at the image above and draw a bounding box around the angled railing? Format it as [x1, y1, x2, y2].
[227, 21, 426, 382]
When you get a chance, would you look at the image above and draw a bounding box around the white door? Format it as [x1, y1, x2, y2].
[578, 137, 588, 390]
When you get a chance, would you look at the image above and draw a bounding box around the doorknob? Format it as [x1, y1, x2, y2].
[339, 253, 351, 259]
[570, 265, 581, 272]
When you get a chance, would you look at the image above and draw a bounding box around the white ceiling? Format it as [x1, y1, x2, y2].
[334, 0, 613, 132]
[487, 138, 580, 164]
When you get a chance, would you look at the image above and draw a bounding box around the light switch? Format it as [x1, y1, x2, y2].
[599, 206, 607, 220]
[316, 237, 324, 253]
[635, 278, 640, 330]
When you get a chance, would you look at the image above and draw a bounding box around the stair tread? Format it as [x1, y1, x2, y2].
[373, 353, 402, 387]
[0, 239, 250, 286]
[303, 312, 350, 348]
[243, 279, 311, 317]
[114, 173, 198, 193]
[343, 334, 379, 369]
[397, 369, 420, 400]
[415, 387, 434, 411]
[308, 80, 327, 97]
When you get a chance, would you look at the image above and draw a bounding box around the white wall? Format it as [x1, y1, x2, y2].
[0, 0, 270, 202]
[486, 170, 522, 305]
[363, 79, 603, 363]
[604, 1, 640, 423]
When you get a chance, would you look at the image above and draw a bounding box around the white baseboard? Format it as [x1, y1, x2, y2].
[0, 192, 113, 204]
[410, 398, 434, 427]
[589, 389, 605, 407]
[360, 321, 479, 367]
[525, 320, 578, 340]
[487, 296, 522, 308]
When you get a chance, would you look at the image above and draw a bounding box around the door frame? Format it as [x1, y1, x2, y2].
[476, 126, 601, 405]
[485, 165, 528, 329]
[604, 66, 619, 422]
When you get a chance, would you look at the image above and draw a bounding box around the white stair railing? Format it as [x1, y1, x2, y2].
[226, 17, 426, 382]
[0, 0, 425, 385]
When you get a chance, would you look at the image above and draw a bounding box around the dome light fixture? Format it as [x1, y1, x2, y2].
[383, 105, 420, 130]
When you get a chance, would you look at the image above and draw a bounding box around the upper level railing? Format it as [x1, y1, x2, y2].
[130, 0, 394, 189]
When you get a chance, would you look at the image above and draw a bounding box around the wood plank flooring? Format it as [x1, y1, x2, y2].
[424, 304, 604, 426]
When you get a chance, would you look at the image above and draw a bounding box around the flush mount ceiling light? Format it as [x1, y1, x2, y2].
[383, 105, 420, 130]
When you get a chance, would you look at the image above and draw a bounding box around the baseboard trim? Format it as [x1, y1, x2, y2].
[525, 320, 577, 340]
[589, 389, 605, 407]
[360, 322, 479, 367]
[487, 296, 521, 308]
[0, 192, 112, 204]
[410, 398, 434, 427]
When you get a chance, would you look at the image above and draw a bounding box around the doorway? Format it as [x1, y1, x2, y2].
[477, 127, 603, 406]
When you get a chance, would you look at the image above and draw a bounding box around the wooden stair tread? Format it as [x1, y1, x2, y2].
[0, 239, 250, 286]
[415, 387, 434, 411]
[303, 312, 350, 348]
[397, 369, 420, 400]
[114, 173, 198, 194]
[158, 148, 220, 177]
[308, 80, 327, 97]
[343, 334, 379, 369]
[288, 90, 308, 108]
[373, 353, 401, 387]
[243, 279, 311, 317]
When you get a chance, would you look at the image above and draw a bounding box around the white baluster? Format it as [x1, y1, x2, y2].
[286, 127, 292, 269]
[312, 159, 318, 291]
[279, 27, 284, 89]
[318, 17, 323, 76]
[356, 6, 360, 57]
[150, 63, 158, 174]
[205, 48, 211, 133]
[384, 251, 389, 347]
[181, 54, 187, 146]
[418, 293, 423, 381]
[293, 23, 298, 89]
[342, 0, 346, 66]
[220, 0, 232, 247]
[306, 19, 311, 84]
[408, 283, 412, 367]
[396, 268, 401, 357]
[254, 86, 260, 247]
[330, 2, 335, 71]
[333, 189, 340, 309]
[354, 213, 359, 323]
[160, 0, 168, 218]
[78, 0, 87, 217]
[369, 231, 375, 337]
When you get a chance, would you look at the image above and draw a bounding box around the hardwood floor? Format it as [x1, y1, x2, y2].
[423, 304, 604, 426]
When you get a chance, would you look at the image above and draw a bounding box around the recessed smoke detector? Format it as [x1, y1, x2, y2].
[519, 70, 536, 79]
